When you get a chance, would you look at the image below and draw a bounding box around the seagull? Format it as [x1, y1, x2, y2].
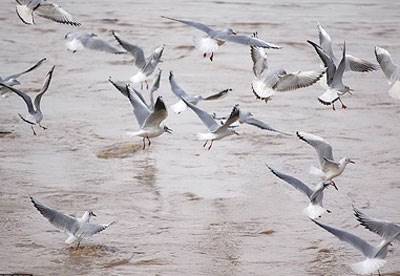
[308, 40, 352, 110]
[310, 219, 400, 275]
[109, 69, 162, 111]
[296, 131, 354, 183]
[30, 197, 114, 248]
[168, 71, 231, 114]
[112, 31, 164, 89]
[267, 165, 337, 219]
[250, 44, 325, 103]
[354, 206, 400, 243]
[375, 46, 400, 99]
[317, 23, 378, 72]
[15, 0, 80, 26]
[161, 16, 281, 61]
[181, 97, 239, 150]
[0, 65, 55, 135]
[64, 31, 126, 54]
[0, 57, 46, 97]
[110, 81, 172, 150]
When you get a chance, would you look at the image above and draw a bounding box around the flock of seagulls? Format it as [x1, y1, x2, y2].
[2, 1, 399, 275]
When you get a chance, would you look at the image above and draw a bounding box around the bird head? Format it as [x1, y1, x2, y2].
[323, 180, 338, 191]
[88, 210, 96, 217]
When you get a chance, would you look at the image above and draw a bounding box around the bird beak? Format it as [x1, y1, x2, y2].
[331, 182, 339, 191]
[91, 212, 96, 217]
[165, 126, 173, 134]
[232, 30, 237, 35]
[233, 130, 240, 136]
[349, 159, 355, 164]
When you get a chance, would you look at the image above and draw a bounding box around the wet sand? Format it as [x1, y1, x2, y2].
[1, 0, 400, 275]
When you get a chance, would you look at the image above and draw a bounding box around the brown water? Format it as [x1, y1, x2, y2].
[1, 0, 400, 275]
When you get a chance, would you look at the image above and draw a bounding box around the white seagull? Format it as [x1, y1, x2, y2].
[375, 46, 400, 99]
[110, 81, 172, 149]
[168, 71, 231, 114]
[311, 219, 400, 275]
[112, 31, 164, 89]
[31, 197, 114, 248]
[317, 23, 378, 72]
[267, 165, 337, 219]
[296, 131, 354, 184]
[0, 57, 46, 97]
[0, 65, 55, 135]
[250, 44, 325, 103]
[161, 16, 281, 61]
[181, 97, 239, 150]
[65, 31, 125, 54]
[308, 40, 352, 110]
[15, 0, 80, 26]
[354, 206, 400, 243]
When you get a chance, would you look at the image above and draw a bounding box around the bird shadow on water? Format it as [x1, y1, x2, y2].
[96, 142, 143, 159]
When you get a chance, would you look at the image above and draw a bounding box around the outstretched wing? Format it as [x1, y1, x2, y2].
[308, 40, 336, 85]
[161, 16, 214, 34]
[375, 46, 399, 83]
[216, 33, 281, 49]
[296, 131, 334, 166]
[143, 96, 168, 128]
[83, 36, 125, 54]
[317, 23, 335, 60]
[250, 46, 268, 78]
[6, 58, 47, 80]
[81, 221, 115, 236]
[34, 65, 55, 110]
[181, 97, 220, 132]
[112, 31, 146, 69]
[0, 82, 34, 113]
[203, 88, 231, 101]
[35, 2, 80, 26]
[345, 55, 378, 72]
[273, 69, 325, 92]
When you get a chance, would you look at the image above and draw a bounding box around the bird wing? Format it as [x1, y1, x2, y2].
[126, 86, 152, 127]
[250, 46, 268, 78]
[307, 40, 336, 85]
[150, 69, 162, 94]
[31, 196, 79, 234]
[375, 46, 399, 83]
[267, 165, 313, 198]
[296, 131, 334, 166]
[318, 88, 340, 106]
[80, 221, 115, 236]
[34, 65, 55, 110]
[345, 55, 378, 72]
[215, 33, 281, 49]
[168, 71, 193, 101]
[331, 42, 346, 88]
[108, 78, 130, 98]
[203, 88, 231, 101]
[180, 97, 220, 132]
[143, 96, 168, 128]
[273, 69, 325, 92]
[161, 16, 214, 34]
[317, 23, 336, 60]
[353, 207, 400, 241]
[239, 112, 289, 135]
[5, 58, 47, 81]
[0, 82, 34, 113]
[112, 31, 146, 69]
[35, 2, 80, 26]
[218, 105, 240, 131]
[82, 35, 125, 54]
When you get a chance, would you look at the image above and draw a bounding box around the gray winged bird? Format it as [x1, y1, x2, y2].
[375, 46, 400, 99]
[311, 219, 400, 275]
[181, 97, 240, 150]
[250, 45, 325, 103]
[168, 71, 231, 114]
[161, 16, 281, 61]
[65, 32, 125, 54]
[354, 206, 400, 243]
[0, 57, 46, 97]
[0, 65, 55, 135]
[308, 40, 352, 110]
[109, 80, 172, 150]
[267, 165, 337, 219]
[31, 197, 114, 248]
[317, 23, 378, 72]
[112, 31, 164, 89]
[15, 0, 80, 26]
[296, 131, 354, 184]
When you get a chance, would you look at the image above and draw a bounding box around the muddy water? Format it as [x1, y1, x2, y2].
[1, 0, 400, 275]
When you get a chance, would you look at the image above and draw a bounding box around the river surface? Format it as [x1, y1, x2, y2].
[0, 0, 400, 275]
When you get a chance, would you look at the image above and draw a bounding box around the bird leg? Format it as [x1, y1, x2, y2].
[145, 80, 149, 90]
[327, 209, 332, 213]
[147, 137, 151, 147]
[31, 126, 37, 136]
[378, 270, 381, 276]
[203, 53, 207, 58]
[207, 140, 213, 150]
[39, 123, 47, 130]
[140, 82, 143, 90]
[209, 52, 214, 62]
[76, 241, 81, 249]
[332, 103, 336, 111]
[339, 98, 347, 109]
[142, 137, 146, 150]
[203, 140, 208, 147]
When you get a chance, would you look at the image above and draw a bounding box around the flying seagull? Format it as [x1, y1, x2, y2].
[0, 65, 55, 135]
[110, 81, 172, 149]
[267, 165, 337, 219]
[311, 219, 400, 275]
[0, 57, 46, 97]
[181, 97, 240, 150]
[168, 71, 231, 114]
[296, 131, 354, 183]
[354, 206, 400, 243]
[15, 0, 80, 26]
[250, 44, 325, 103]
[375, 46, 400, 99]
[317, 23, 378, 72]
[65, 31, 126, 54]
[161, 16, 281, 61]
[112, 31, 164, 89]
[31, 197, 114, 248]
[308, 40, 352, 110]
